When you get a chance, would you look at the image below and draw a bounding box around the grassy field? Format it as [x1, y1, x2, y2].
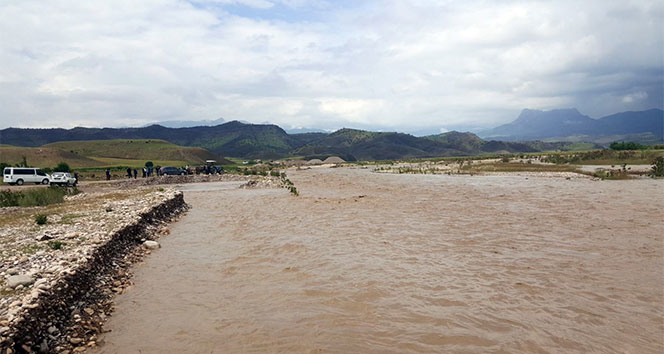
[395, 148, 664, 166]
[459, 162, 580, 173]
[44, 139, 217, 163]
[1, 139, 226, 170]
[87, 157, 191, 168]
[537, 149, 664, 165]
[0, 146, 102, 168]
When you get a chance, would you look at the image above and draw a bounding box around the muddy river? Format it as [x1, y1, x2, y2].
[98, 168, 663, 353]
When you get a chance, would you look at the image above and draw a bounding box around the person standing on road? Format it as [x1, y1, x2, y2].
[126, 167, 132, 179]
[105, 169, 111, 181]
[133, 168, 137, 179]
[74, 171, 79, 185]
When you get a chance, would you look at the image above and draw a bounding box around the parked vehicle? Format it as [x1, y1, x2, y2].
[159, 166, 186, 176]
[2, 167, 50, 185]
[50, 172, 77, 186]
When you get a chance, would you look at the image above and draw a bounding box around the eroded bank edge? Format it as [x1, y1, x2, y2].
[1, 192, 188, 354]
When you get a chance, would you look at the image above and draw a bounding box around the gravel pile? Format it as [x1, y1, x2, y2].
[239, 177, 284, 189]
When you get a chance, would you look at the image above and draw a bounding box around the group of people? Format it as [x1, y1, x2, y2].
[104, 166, 158, 180]
[102, 164, 221, 181]
[125, 167, 157, 179]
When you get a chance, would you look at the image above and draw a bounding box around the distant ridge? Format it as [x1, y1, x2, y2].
[481, 108, 663, 144]
[7, 109, 660, 160]
[144, 117, 226, 128]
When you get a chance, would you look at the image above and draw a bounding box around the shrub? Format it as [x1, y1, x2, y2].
[145, 161, 154, 168]
[649, 156, 664, 177]
[0, 190, 20, 207]
[21, 186, 79, 207]
[1, 186, 79, 208]
[47, 241, 64, 250]
[53, 162, 71, 172]
[20, 188, 64, 207]
[592, 169, 631, 180]
[610, 141, 648, 150]
[18, 156, 28, 167]
[35, 214, 48, 225]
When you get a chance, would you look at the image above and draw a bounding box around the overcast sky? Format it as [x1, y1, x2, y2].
[0, 0, 662, 132]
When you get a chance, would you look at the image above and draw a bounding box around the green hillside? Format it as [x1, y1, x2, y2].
[424, 131, 485, 151]
[44, 139, 218, 163]
[0, 146, 101, 168]
[0, 121, 609, 161]
[293, 129, 468, 160]
[1, 140, 228, 169]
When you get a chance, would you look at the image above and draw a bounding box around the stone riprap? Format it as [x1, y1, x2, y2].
[0, 187, 187, 353]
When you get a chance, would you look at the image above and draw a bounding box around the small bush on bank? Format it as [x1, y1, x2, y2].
[0, 190, 21, 207]
[47, 240, 64, 250]
[279, 173, 299, 196]
[649, 156, 664, 177]
[35, 214, 48, 225]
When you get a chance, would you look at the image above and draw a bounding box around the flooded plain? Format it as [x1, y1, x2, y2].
[98, 168, 663, 353]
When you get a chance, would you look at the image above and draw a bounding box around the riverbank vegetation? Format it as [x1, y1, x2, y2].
[0, 186, 80, 208]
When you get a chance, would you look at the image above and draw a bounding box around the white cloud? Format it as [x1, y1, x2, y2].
[622, 91, 648, 103]
[0, 0, 661, 130]
[207, 0, 274, 9]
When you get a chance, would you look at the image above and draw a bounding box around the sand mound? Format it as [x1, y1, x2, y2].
[323, 156, 345, 164]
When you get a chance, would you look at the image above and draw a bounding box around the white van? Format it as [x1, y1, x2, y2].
[3, 167, 51, 185]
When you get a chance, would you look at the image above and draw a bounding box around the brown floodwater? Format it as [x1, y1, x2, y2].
[97, 168, 663, 353]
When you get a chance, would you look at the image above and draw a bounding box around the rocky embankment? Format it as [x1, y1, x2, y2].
[0, 188, 187, 353]
[112, 173, 250, 188]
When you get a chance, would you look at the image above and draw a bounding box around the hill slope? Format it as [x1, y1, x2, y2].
[293, 129, 466, 160]
[0, 146, 102, 168]
[482, 108, 663, 143]
[0, 121, 296, 159]
[1, 140, 228, 169]
[0, 116, 626, 161]
[293, 130, 597, 160]
[44, 139, 219, 163]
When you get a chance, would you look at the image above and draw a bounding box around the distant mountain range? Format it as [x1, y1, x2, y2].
[479, 108, 663, 144]
[0, 123, 598, 161]
[143, 117, 226, 128]
[0, 108, 659, 160]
